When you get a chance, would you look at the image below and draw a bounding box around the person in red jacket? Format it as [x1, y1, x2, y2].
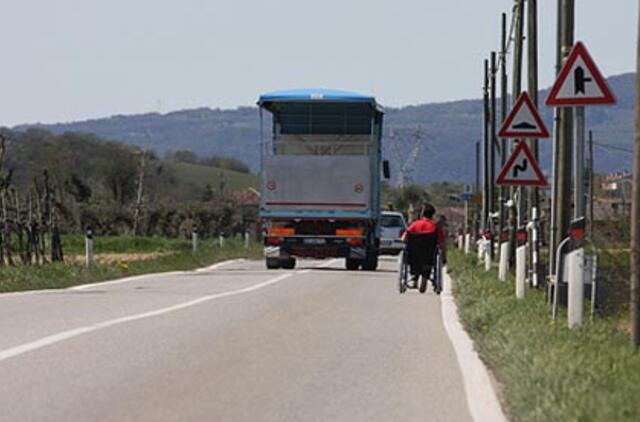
[403, 203, 447, 288]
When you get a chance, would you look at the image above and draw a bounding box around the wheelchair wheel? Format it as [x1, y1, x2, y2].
[419, 275, 427, 294]
[434, 251, 444, 294]
[398, 251, 407, 294]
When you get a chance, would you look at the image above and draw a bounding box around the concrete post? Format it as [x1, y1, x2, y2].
[499, 242, 509, 281]
[516, 245, 527, 298]
[85, 226, 94, 268]
[568, 248, 585, 328]
[464, 234, 471, 255]
[192, 225, 198, 252]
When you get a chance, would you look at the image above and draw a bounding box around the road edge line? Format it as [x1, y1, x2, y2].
[440, 269, 508, 422]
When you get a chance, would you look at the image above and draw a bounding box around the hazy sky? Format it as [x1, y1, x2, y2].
[1, 0, 636, 125]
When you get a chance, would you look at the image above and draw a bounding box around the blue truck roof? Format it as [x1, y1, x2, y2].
[258, 88, 383, 112]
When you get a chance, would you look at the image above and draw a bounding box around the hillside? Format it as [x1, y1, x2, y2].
[170, 161, 258, 195]
[16, 73, 636, 184]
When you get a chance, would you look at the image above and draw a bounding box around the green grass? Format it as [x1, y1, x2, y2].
[0, 238, 262, 293]
[62, 235, 192, 255]
[170, 161, 258, 192]
[448, 249, 640, 422]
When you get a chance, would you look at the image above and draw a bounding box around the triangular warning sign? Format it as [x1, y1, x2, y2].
[498, 92, 550, 138]
[546, 41, 616, 106]
[496, 142, 547, 186]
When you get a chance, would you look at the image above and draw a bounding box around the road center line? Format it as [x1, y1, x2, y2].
[0, 272, 293, 364]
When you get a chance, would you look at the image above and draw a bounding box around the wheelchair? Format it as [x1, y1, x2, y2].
[398, 232, 443, 295]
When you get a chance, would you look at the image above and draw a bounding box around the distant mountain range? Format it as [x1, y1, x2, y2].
[15, 73, 635, 184]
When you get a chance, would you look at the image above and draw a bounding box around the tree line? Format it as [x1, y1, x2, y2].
[0, 128, 254, 266]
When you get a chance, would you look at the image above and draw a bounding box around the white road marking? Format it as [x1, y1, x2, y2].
[0, 259, 246, 299]
[72, 258, 245, 291]
[0, 272, 292, 364]
[440, 270, 507, 422]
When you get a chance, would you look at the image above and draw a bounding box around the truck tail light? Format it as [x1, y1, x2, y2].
[268, 227, 295, 236]
[336, 228, 364, 237]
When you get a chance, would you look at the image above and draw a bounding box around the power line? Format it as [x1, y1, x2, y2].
[593, 141, 634, 154]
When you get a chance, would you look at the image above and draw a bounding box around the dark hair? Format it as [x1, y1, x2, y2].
[421, 203, 436, 219]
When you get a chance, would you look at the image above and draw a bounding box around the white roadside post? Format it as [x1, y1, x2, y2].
[498, 240, 509, 281]
[515, 229, 527, 299]
[219, 234, 224, 248]
[244, 230, 250, 249]
[458, 235, 464, 249]
[192, 225, 198, 252]
[484, 234, 492, 272]
[567, 247, 585, 328]
[477, 238, 485, 262]
[464, 233, 471, 255]
[529, 207, 540, 288]
[85, 226, 94, 268]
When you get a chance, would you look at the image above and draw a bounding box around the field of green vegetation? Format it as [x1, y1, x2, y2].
[170, 161, 258, 193]
[448, 250, 640, 421]
[0, 237, 262, 293]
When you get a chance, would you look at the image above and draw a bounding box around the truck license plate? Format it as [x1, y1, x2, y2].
[304, 238, 326, 245]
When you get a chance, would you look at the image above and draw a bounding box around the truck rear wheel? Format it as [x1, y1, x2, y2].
[281, 258, 296, 270]
[345, 258, 360, 271]
[362, 249, 379, 271]
[266, 258, 280, 270]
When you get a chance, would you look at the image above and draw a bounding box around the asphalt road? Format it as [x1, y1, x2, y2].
[0, 257, 472, 422]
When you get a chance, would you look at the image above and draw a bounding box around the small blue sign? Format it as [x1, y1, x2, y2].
[460, 193, 474, 201]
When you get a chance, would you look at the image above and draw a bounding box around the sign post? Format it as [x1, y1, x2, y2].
[498, 92, 549, 284]
[546, 41, 616, 328]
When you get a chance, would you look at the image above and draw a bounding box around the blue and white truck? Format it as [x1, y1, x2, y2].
[257, 89, 388, 271]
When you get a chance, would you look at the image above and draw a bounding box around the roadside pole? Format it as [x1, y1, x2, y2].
[483, 59, 490, 234]
[490, 51, 498, 259]
[574, 107, 586, 218]
[588, 130, 595, 238]
[527, 0, 541, 287]
[498, 12, 509, 280]
[546, 17, 615, 329]
[192, 225, 198, 252]
[498, 12, 508, 244]
[85, 226, 94, 268]
[631, 0, 640, 348]
[554, 0, 574, 283]
[548, 0, 563, 289]
[475, 140, 481, 240]
[509, 0, 525, 268]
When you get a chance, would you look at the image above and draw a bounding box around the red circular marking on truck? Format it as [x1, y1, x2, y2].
[354, 183, 364, 193]
[267, 181, 277, 191]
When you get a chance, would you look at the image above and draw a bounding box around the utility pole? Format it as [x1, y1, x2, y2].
[483, 59, 490, 232]
[588, 130, 594, 239]
[554, 0, 575, 264]
[527, 0, 540, 287]
[476, 139, 481, 238]
[499, 12, 508, 239]
[490, 51, 498, 257]
[631, 0, 640, 348]
[549, 0, 563, 283]
[509, 0, 525, 266]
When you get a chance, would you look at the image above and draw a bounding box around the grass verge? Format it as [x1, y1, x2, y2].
[448, 249, 640, 422]
[0, 237, 262, 293]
